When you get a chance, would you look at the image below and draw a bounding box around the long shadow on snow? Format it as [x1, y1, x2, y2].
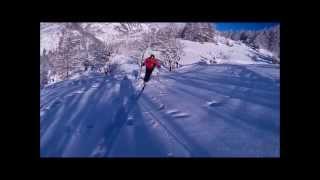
[43, 74, 134, 156]
[164, 68, 279, 136]
[175, 64, 278, 92]
[165, 83, 278, 136]
[132, 105, 173, 157]
[40, 74, 106, 110]
[40, 82, 83, 110]
[40, 77, 102, 138]
[40, 87, 88, 140]
[102, 76, 143, 157]
[108, 104, 170, 157]
[41, 76, 116, 157]
[162, 81, 279, 156]
[206, 105, 279, 157]
[140, 94, 211, 157]
[60, 79, 119, 156]
[172, 74, 279, 105]
[166, 66, 279, 110]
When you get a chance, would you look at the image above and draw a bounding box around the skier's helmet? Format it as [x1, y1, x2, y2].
[150, 54, 155, 58]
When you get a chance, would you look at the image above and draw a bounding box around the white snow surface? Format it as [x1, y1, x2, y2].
[40, 61, 279, 157]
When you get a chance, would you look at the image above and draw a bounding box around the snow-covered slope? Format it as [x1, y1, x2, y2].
[180, 38, 275, 65]
[40, 23, 279, 157]
[40, 61, 279, 157]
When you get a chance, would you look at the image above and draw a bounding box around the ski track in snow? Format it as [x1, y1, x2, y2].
[40, 63, 279, 157]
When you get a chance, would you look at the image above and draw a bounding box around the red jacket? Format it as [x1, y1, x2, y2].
[143, 57, 161, 70]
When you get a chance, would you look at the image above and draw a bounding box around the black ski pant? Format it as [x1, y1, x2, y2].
[144, 67, 155, 82]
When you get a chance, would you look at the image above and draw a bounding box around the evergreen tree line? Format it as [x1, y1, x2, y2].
[220, 25, 280, 58]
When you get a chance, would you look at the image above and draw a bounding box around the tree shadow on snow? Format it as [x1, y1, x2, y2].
[139, 94, 211, 157]
[41, 76, 119, 157]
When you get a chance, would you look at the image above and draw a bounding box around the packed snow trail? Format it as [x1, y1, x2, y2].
[40, 63, 279, 157]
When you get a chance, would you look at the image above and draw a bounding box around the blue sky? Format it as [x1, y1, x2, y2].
[214, 23, 279, 31]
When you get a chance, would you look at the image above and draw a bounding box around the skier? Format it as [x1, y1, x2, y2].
[141, 54, 161, 83]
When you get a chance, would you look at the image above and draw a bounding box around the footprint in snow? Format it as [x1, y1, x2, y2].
[172, 113, 190, 118]
[158, 104, 165, 110]
[51, 99, 62, 108]
[166, 109, 180, 115]
[128, 115, 134, 120]
[73, 90, 84, 94]
[127, 115, 134, 126]
[205, 100, 222, 107]
[64, 94, 76, 99]
[159, 92, 168, 96]
[91, 83, 100, 88]
[166, 109, 190, 118]
[64, 91, 84, 98]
